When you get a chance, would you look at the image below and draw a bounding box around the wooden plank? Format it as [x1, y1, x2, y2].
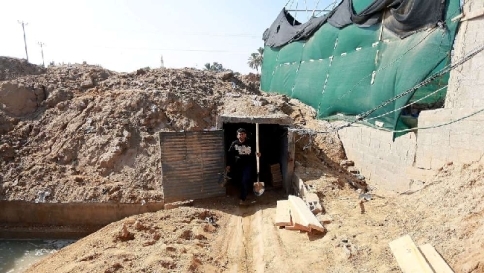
[288, 195, 325, 233]
[389, 235, 434, 273]
[285, 223, 311, 232]
[274, 200, 292, 227]
[419, 244, 454, 273]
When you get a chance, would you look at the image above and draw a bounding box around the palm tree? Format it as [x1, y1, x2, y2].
[204, 62, 226, 72]
[247, 47, 264, 73]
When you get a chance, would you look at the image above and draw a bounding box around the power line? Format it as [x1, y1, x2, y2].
[70, 44, 251, 54]
[17, 20, 29, 61]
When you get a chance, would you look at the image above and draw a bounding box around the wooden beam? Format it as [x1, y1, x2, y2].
[288, 195, 325, 233]
[419, 244, 454, 273]
[275, 200, 292, 227]
[389, 235, 434, 273]
[285, 223, 311, 232]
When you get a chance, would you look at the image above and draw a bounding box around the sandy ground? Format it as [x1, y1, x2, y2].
[25, 161, 484, 273]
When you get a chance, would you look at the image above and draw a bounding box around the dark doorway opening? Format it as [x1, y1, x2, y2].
[223, 122, 289, 191]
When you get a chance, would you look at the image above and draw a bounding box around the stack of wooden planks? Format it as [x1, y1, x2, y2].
[389, 235, 454, 273]
[274, 195, 325, 233]
[270, 164, 283, 188]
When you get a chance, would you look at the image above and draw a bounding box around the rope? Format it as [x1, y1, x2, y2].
[387, 107, 484, 133]
[357, 42, 484, 122]
[316, 1, 464, 115]
[363, 84, 448, 122]
[319, 28, 439, 115]
[289, 106, 484, 135]
[287, 41, 484, 136]
[278, 0, 480, 136]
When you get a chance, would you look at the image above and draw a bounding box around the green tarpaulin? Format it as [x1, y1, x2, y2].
[261, 0, 460, 133]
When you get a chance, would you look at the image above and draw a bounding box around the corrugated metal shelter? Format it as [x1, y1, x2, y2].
[159, 131, 226, 203]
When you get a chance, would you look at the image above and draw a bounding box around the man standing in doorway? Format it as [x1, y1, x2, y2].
[226, 128, 260, 206]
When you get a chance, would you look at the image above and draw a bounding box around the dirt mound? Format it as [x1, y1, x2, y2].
[25, 207, 223, 273]
[0, 56, 45, 81]
[0, 62, 345, 203]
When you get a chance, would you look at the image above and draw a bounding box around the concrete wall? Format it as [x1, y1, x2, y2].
[445, 0, 484, 108]
[338, 1, 484, 192]
[0, 201, 164, 238]
[338, 125, 418, 192]
[417, 0, 484, 170]
[415, 109, 484, 170]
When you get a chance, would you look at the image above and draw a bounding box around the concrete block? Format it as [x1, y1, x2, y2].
[405, 166, 435, 182]
[473, 98, 484, 108]
[431, 131, 450, 146]
[457, 149, 484, 164]
[430, 157, 447, 170]
[369, 138, 381, 150]
[415, 153, 432, 170]
[450, 133, 471, 148]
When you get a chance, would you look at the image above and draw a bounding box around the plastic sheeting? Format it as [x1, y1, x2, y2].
[261, 0, 460, 132]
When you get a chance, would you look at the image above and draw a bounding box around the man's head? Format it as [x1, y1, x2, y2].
[236, 128, 247, 143]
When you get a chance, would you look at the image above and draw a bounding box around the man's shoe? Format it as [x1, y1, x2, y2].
[239, 200, 248, 206]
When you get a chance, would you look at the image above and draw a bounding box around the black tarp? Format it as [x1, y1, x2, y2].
[263, 0, 446, 48]
[262, 9, 334, 48]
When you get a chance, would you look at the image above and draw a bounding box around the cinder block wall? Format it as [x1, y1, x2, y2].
[417, 0, 484, 170]
[338, 126, 417, 192]
[338, 1, 484, 191]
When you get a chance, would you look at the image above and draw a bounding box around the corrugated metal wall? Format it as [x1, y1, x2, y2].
[159, 131, 225, 203]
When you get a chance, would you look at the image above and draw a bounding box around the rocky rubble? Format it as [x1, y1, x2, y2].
[0, 56, 45, 81]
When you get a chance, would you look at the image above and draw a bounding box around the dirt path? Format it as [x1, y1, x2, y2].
[203, 190, 326, 273]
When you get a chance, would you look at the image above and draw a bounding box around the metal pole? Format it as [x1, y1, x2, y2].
[18, 21, 29, 62]
[38, 42, 45, 67]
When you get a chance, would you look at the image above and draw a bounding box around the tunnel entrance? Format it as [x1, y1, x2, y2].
[218, 115, 295, 193]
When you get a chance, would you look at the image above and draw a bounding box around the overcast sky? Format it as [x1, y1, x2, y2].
[0, 0, 339, 74]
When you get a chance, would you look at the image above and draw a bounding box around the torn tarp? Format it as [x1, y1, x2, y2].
[262, 8, 334, 48]
[263, 0, 447, 47]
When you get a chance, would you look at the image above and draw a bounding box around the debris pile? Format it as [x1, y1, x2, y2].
[0, 57, 45, 81]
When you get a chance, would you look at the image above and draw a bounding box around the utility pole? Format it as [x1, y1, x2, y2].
[38, 42, 45, 67]
[18, 20, 29, 62]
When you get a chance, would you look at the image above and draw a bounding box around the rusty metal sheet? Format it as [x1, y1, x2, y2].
[160, 130, 225, 203]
